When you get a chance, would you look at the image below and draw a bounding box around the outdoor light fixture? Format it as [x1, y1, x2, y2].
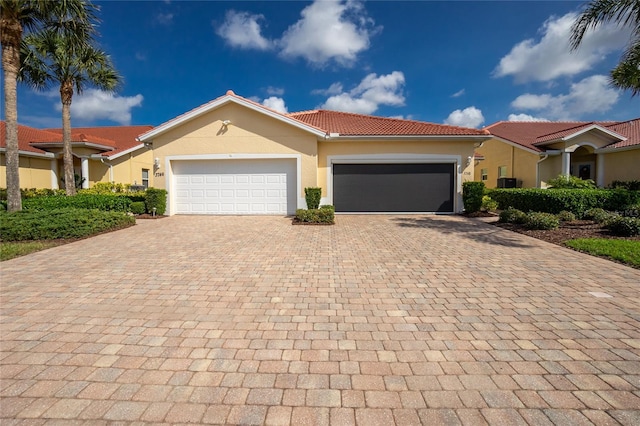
[154, 157, 160, 168]
[222, 120, 231, 126]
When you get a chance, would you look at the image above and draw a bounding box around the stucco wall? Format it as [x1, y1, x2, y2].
[474, 139, 539, 188]
[601, 149, 640, 185]
[538, 155, 562, 188]
[150, 103, 319, 195]
[0, 154, 54, 188]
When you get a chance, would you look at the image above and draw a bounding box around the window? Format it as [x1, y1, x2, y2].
[498, 166, 507, 178]
[142, 169, 149, 189]
[481, 168, 488, 181]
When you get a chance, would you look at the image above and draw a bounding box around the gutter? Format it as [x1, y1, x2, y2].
[100, 157, 114, 182]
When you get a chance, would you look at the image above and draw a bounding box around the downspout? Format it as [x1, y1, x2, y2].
[536, 154, 549, 188]
[100, 157, 113, 182]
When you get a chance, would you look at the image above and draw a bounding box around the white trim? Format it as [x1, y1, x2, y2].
[0, 147, 55, 159]
[164, 153, 302, 216]
[561, 125, 626, 142]
[565, 141, 600, 152]
[595, 144, 640, 154]
[138, 95, 326, 142]
[486, 136, 542, 155]
[326, 153, 462, 213]
[30, 142, 114, 151]
[92, 143, 147, 160]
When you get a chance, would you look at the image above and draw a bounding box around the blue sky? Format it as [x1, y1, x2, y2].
[14, 0, 638, 130]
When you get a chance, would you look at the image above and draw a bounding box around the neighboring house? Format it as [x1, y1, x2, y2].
[137, 90, 491, 215]
[475, 119, 640, 188]
[0, 122, 153, 189]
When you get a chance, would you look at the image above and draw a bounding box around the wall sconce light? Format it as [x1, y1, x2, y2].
[466, 156, 473, 166]
[154, 157, 160, 168]
[222, 120, 231, 127]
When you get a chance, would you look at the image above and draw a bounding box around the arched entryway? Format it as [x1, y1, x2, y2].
[570, 145, 596, 180]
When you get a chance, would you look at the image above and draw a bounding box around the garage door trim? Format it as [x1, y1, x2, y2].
[165, 154, 302, 216]
[326, 154, 462, 214]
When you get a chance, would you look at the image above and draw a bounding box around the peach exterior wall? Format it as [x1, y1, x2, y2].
[602, 149, 640, 185]
[150, 103, 319, 195]
[473, 138, 539, 188]
[88, 149, 155, 187]
[0, 154, 54, 188]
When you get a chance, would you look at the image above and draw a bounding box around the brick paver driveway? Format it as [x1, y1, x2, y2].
[1, 215, 639, 425]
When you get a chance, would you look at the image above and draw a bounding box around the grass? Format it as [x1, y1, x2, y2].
[565, 238, 640, 268]
[1, 241, 63, 261]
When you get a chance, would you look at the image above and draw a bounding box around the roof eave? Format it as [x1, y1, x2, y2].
[0, 147, 55, 158]
[92, 143, 148, 160]
[595, 144, 640, 154]
[324, 134, 492, 142]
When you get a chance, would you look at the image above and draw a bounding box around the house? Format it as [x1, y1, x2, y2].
[137, 90, 491, 215]
[474, 119, 640, 188]
[0, 122, 154, 189]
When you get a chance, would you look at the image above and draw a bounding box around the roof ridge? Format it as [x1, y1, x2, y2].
[535, 121, 595, 139]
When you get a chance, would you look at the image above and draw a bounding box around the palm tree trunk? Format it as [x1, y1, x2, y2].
[61, 81, 75, 196]
[1, 14, 22, 212]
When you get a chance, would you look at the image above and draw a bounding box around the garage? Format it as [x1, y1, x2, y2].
[172, 159, 296, 215]
[333, 163, 455, 213]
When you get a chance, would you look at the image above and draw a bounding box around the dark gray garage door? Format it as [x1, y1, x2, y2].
[333, 163, 455, 213]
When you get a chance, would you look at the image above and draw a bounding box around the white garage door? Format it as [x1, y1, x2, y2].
[172, 159, 296, 215]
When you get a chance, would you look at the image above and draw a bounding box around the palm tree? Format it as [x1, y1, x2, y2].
[22, 8, 121, 195]
[571, 0, 640, 96]
[1, 0, 97, 210]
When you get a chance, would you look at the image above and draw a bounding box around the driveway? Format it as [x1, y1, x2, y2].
[1, 215, 639, 425]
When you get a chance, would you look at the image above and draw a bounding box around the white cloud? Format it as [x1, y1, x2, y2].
[507, 113, 549, 122]
[262, 96, 288, 114]
[510, 75, 619, 120]
[54, 89, 144, 125]
[279, 0, 379, 66]
[451, 89, 465, 98]
[312, 82, 344, 96]
[265, 86, 284, 96]
[216, 10, 272, 50]
[494, 12, 631, 83]
[444, 106, 485, 128]
[156, 13, 174, 25]
[319, 71, 405, 114]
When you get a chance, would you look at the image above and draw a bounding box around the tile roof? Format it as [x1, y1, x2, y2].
[45, 126, 153, 156]
[483, 120, 638, 152]
[0, 121, 59, 154]
[288, 109, 489, 136]
[1, 121, 153, 157]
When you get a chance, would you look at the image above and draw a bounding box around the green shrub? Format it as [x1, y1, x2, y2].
[130, 201, 146, 215]
[304, 187, 322, 210]
[0, 208, 135, 242]
[487, 188, 631, 217]
[498, 207, 528, 224]
[145, 188, 167, 215]
[481, 195, 498, 212]
[583, 208, 609, 223]
[610, 180, 640, 191]
[607, 188, 640, 211]
[547, 174, 596, 189]
[606, 216, 640, 237]
[557, 210, 576, 222]
[23, 194, 131, 212]
[295, 207, 335, 224]
[462, 181, 485, 213]
[525, 212, 560, 230]
[623, 204, 640, 218]
[81, 182, 130, 194]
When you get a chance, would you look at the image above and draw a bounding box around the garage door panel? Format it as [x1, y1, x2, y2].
[333, 163, 454, 213]
[172, 159, 296, 215]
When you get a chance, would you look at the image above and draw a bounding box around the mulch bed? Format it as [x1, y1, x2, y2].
[135, 214, 167, 219]
[494, 219, 640, 245]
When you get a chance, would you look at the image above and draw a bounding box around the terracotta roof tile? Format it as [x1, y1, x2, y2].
[604, 118, 640, 149]
[45, 126, 153, 156]
[0, 121, 59, 154]
[288, 110, 488, 136]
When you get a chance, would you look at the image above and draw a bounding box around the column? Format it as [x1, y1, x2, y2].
[596, 153, 605, 187]
[81, 157, 89, 189]
[561, 151, 571, 177]
[50, 159, 59, 189]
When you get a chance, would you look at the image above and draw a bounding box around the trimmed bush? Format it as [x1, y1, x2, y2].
[145, 188, 167, 215]
[130, 201, 146, 215]
[583, 208, 610, 223]
[481, 195, 498, 212]
[547, 174, 596, 189]
[606, 216, 640, 237]
[557, 210, 576, 222]
[610, 180, 640, 191]
[462, 181, 485, 213]
[487, 188, 638, 217]
[0, 208, 135, 242]
[23, 194, 131, 212]
[525, 212, 560, 230]
[304, 187, 322, 210]
[295, 206, 335, 224]
[498, 207, 528, 224]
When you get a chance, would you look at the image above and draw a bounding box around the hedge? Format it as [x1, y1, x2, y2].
[145, 188, 167, 215]
[304, 187, 322, 210]
[0, 208, 135, 241]
[23, 194, 132, 212]
[462, 182, 485, 213]
[487, 188, 640, 217]
[295, 205, 335, 224]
